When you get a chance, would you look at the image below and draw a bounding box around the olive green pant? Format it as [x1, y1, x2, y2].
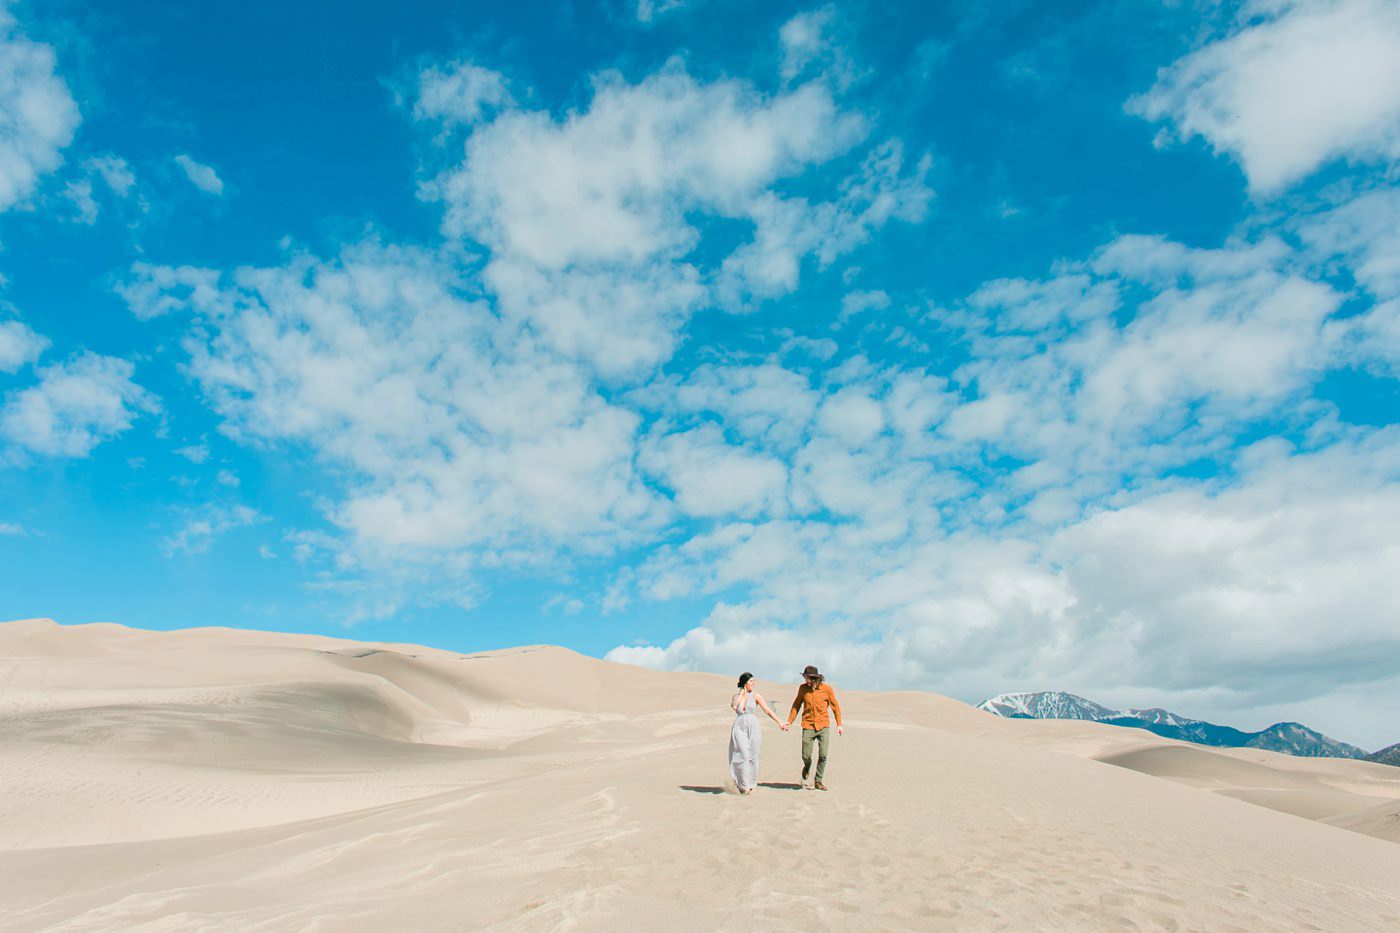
[801, 727, 830, 783]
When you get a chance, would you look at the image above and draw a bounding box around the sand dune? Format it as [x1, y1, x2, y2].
[2, 619, 1399, 931]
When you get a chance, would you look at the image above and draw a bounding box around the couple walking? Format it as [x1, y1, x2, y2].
[728, 665, 843, 794]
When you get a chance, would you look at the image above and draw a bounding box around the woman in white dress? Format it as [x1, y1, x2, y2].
[729, 672, 785, 795]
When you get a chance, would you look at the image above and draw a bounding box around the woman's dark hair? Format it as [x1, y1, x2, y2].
[737, 672, 754, 689]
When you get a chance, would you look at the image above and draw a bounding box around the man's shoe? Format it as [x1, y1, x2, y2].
[814, 781, 828, 791]
[801, 762, 811, 781]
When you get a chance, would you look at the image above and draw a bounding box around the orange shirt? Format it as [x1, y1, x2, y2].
[787, 682, 842, 731]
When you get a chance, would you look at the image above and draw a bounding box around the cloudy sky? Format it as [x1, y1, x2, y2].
[2, 0, 1399, 748]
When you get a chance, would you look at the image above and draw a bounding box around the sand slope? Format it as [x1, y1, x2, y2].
[1, 618, 1398, 932]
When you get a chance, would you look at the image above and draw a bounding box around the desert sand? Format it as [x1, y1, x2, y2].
[1, 618, 1398, 932]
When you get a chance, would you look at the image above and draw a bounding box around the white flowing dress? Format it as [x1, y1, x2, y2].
[729, 691, 762, 791]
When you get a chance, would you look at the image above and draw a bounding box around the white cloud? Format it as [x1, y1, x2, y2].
[63, 178, 96, 223]
[423, 60, 926, 372]
[1131, 0, 1400, 193]
[0, 8, 80, 211]
[0, 351, 156, 458]
[0, 521, 24, 535]
[433, 62, 862, 270]
[780, 333, 838, 360]
[1081, 246, 1339, 421]
[837, 288, 889, 325]
[964, 272, 1118, 334]
[662, 361, 822, 453]
[86, 155, 135, 197]
[610, 524, 1071, 686]
[122, 242, 663, 559]
[640, 424, 788, 518]
[174, 442, 209, 464]
[777, 6, 859, 91]
[638, 359, 958, 538]
[1297, 184, 1400, 300]
[117, 263, 223, 321]
[1341, 298, 1400, 377]
[0, 319, 48, 371]
[160, 504, 263, 556]
[779, 6, 836, 81]
[484, 253, 705, 379]
[635, 0, 686, 23]
[716, 140, 932, 309]
[64, 156, 136, 223]
[174, 154, 224, 195]
[414, 60, 510, 127]
[1048, 434, 1400, 700]
[938, 234, 1346, 487]
[816, 386, 884, 446]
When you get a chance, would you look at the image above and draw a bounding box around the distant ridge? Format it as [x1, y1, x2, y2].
[1368, 743, 1400, 767]
[978, 691, 1379, 761]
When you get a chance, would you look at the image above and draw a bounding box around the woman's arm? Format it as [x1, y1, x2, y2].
[754, 693, 783, 725]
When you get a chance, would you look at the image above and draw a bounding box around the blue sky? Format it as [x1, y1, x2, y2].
[3, 0, 1400, 748]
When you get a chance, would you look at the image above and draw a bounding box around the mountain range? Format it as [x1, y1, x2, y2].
[1367, 743, 1400, 767]
[977, 691, 1392, 763]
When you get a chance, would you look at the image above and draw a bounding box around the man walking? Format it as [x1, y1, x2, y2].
[785, 665, 843, 791]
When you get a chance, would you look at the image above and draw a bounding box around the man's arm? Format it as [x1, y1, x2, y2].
[828, 686, 843, 730]
[787, 687, 805, 726]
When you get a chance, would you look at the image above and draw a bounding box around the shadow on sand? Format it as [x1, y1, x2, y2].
[678, 782, 804, 794]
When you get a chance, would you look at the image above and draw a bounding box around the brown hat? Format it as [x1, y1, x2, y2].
[801, 665, 821, 678]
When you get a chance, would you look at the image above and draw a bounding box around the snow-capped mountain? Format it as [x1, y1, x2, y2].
[977, 692, 1118, 721]
[1119, 707, 1190, 727]
[976, 691, 1374, 761]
